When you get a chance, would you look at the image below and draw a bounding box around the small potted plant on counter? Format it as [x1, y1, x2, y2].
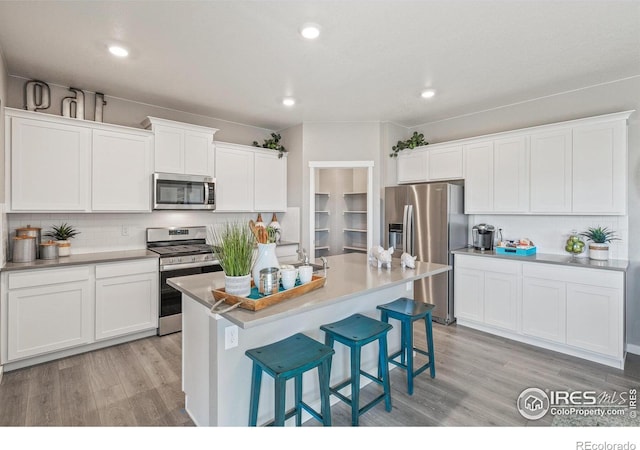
[579, 226, 620, 261]
[44, 222, 80, 256]
[209, 221, 255, 297]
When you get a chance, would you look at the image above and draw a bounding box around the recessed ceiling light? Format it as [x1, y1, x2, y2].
[108, 45, 129, 57]
[421, 89, 436, 99]
[300, 23, 320, 40]
[282, 97, 296, 107]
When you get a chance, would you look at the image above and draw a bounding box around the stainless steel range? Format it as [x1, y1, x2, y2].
[147, 226, 223, 336]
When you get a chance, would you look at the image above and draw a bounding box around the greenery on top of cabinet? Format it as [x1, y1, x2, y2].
[390, 131, 428, 157]
[253, 132, 287, 158]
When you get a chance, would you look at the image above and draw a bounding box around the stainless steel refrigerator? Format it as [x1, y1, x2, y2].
[385, 182, 468, 324]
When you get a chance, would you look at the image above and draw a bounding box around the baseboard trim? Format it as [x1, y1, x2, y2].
[626, 343, 640, 355]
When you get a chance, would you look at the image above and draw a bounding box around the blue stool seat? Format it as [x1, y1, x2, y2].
[245, 333, 334, 426]
[320, 313, 393, 426]
[377, 297, 436, 395]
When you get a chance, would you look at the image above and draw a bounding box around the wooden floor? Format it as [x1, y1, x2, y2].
[1, 322, 639, 427]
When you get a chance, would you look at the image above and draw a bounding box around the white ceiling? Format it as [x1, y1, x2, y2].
[0, 1, 638, 131]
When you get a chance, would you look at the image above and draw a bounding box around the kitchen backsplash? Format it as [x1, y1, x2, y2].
[7, 208, 300, 256]
[470, 214, 629, 260]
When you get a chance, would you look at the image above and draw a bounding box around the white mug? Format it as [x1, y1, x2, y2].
[280, 268, 297, 290]
[298, 265, 313, 284]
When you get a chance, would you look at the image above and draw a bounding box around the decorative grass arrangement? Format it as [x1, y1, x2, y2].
[209, 222, 255, 276]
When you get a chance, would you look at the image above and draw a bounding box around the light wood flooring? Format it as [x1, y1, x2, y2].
[1, 323, 639, 427]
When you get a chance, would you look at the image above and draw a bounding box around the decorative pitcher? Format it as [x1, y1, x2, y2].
[252, 243, 280, 288]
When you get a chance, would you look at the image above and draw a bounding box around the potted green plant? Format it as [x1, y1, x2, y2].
[44, 223, 80, 256]
[389, 131, 428, 157]
[253, 132, 287, 158]
[209, 221, 256, 297]
[579, 226, 620, 261]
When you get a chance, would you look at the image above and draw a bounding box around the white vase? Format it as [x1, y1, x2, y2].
[252, 242, 279, 288]
[225, 274, 251, 297]
[589, 243, 609, 261]
[56, 240, 71, 256]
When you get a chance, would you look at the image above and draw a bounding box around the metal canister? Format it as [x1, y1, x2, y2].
[39, 240, 59, 260]
[16, 225, 42, 258]
[259, 267, 280, 295]
[12, 236, 36, 262]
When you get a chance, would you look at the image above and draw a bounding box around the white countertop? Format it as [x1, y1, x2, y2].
[167, 252, 450, 329]
[1, 249, 159, 272]
[451, 247, 628, 272]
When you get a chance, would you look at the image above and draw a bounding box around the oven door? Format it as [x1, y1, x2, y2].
[153, 172, 215, 210]
[159, 264, 223, 335]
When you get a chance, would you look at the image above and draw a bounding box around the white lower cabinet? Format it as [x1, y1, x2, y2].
[454, 254, 625, 368]
[95, 260, 158, 341]
[454, 255, 518, 331]
[6, 267, 93, 361]
[521, 276, 566, 343]
[1, 258, 159, 368]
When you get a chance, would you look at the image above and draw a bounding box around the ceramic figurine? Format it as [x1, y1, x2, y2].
[268, 213, 281, 243]
[255, 213, 266, 228]
[377, 247, 393, 269]
[401, 252, 417, 269]
[368, 245, 383, 267]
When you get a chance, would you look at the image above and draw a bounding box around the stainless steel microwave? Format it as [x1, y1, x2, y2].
[153, 173, 216, 210]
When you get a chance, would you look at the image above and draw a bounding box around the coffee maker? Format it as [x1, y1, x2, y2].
[472, 224, 495, 251]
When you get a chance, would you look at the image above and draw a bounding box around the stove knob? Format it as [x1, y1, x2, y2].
[191, 256, 196, 262]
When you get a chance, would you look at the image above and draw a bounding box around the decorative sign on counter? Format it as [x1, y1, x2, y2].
[23, 79, 108, 122]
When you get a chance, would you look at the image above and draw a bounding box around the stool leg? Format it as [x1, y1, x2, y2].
[319, 359, 332, 426]
[351, 344, 361, 426]
[378, 311, 389, 380]
[425, 312, 436, 378]
[274, 376, 286, 426]
[405, 318, 415, 395]
[248, 362, 262, 426]
[379, 334, 392, 412]
[295, 373, 303, 426]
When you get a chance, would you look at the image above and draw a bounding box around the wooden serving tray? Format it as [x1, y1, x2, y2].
[211, 275, 326, 311]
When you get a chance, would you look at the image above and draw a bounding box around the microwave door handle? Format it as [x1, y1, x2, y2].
[204, 182, 210, 206]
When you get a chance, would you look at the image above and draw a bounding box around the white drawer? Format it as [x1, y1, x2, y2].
[522, 262, 623, 288]
[8, 266, 91, 289]
[454, 254, 521, 274]
[96, 258, 158, 279]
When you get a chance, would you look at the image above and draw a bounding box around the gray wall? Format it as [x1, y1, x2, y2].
[7, 76, 273, 145]
[300, 122, 382, 255]
[409, 76, 640, 350]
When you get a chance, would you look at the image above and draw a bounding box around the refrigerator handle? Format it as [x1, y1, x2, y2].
[408, 204, 414, 255]
[402, 205, 409, 254]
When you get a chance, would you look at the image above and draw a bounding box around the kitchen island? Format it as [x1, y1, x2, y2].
[167, 252, 450, 426]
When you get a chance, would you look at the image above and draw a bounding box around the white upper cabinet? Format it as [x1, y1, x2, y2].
[430, 110, 632, 215]
[215, 143, 254, 211]
[492, 135, 529, 213]
[396, 144, 462, 184]
[9, 114, 91, 211]
[92, 129, 153, 212]
[428, 145, 463, 181]
[254, 151, 287, 211]
[572, 119, 627, 214]
[397, 146, 428, 184]
[214, 141, 287, 212]
[529, 128, 572, 213]
[142, 117, 218, 177]
[6, 108, 154, 213]
[463, 141, 494, 213]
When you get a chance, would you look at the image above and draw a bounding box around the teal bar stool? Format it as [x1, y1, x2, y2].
[245, 333, 335, 426]
[377, 297, 436, 395]
[320, 313, 393, 426]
